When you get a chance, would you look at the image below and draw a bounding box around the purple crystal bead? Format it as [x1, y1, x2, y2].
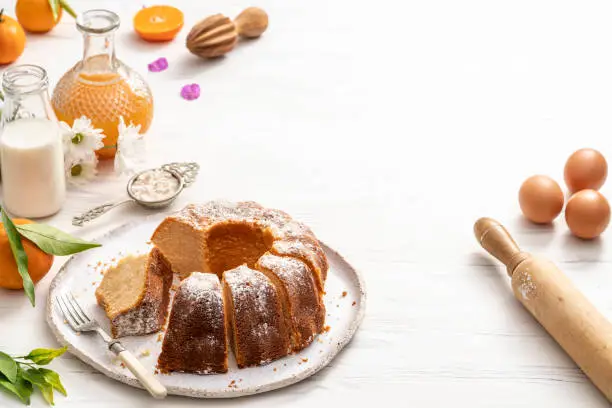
[181, 84, 201, 101]
[148, 57, 168, 72]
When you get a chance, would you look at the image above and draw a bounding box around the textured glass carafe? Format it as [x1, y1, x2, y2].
[52, 9, 154, 160]
[1, 65, 66, 217]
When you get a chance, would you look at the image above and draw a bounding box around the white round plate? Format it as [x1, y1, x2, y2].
[46, 215, 366, 398]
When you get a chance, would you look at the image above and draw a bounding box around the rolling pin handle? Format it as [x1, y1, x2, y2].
[474, 217, 528, 276]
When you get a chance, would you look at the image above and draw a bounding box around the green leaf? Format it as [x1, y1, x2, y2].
[37, 369, 66, 396]
[22, 369, 53, 405]
[48, 0, 60, 22]
[58, 0, 77, 18]
[0, 372, 33, 405]
[16, 223, 101, 256]
[24, 347, 67, 366]
[1, 208, 34, 307]
[0, 352, 17, 383]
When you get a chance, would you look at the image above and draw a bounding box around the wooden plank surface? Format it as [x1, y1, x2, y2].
[1, 0, 612, 405]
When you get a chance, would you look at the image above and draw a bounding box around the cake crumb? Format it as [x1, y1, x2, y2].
[76, 332, 81, 336]
[63, 319, 68, 324]
[139, 349, 151, 357]
[301, 358, 308, 363]
[154, 369, 160, 375]
[352, 301, 356, 306]
[239, 379, 243, 382]
[92, 282, 96, 286]
[273, 367, 277, 372]
[157, 333, 163, 342]
[342, 291, 347, 298]
[120, 363, 125, 368]
[323, 325, 331, 333]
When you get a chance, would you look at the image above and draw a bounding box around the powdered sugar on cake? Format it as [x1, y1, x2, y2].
[224, 266, 275, 314]
[257, 254, 311, 291]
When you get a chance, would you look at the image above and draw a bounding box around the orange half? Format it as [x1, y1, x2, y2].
[134, 5, 184, 42]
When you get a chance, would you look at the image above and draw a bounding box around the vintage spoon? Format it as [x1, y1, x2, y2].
[72, 162, 199, 227]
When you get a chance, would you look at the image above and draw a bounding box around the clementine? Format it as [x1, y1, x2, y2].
[0, 10, 26, 65]
[15, 0, 63, 33]
[0, 219, 54, 290]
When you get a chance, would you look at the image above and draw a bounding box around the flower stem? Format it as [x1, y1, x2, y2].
[59, 0, 77, 18]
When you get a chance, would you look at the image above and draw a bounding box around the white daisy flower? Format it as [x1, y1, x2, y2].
[60, 116, 105, 161]
[65, 153, 98, 186]
[115, 117, 145, 176]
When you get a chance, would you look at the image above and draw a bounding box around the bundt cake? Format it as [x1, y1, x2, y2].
[95, 201, 328, 372]
[95, 247, 173, 338]
[152, 201, 328, 372]
[158, 273, 229, 374]
[222, 265, 291, 368]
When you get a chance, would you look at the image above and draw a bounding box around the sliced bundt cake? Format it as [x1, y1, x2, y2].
[146, 201, 330, 372]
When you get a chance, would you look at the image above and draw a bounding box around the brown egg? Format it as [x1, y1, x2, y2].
[518, 175, 565, 224]
[564, 148, 608, 192]
[565, 190, 611, 239]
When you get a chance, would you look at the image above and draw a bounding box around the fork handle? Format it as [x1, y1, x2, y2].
[114, 348, 167, 399]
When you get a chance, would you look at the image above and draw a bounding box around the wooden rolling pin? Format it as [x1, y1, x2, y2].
[474, 217, 612, 401]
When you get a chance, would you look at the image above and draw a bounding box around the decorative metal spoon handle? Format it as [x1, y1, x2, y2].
[161, 162, 200, 187]
[72, 199, 134, 227]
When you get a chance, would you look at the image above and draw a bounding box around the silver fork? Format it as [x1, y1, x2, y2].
[55, 292, 167, 399]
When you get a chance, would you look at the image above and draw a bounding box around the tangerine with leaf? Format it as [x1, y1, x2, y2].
[15, 0, 76, 33]
[0, 219, 54, 290]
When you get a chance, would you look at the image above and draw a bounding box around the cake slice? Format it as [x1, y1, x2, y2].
[256, 253, 325, 351]
[157, 272, 229, 374]
[222, 265, 291, 368]
[95, 247, 173, 338]
[270, 238, 328, 294]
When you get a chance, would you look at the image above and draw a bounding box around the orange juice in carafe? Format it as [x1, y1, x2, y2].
[52, 10, 153, 160]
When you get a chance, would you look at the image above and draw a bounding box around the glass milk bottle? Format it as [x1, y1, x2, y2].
[0, 65, 66, 218]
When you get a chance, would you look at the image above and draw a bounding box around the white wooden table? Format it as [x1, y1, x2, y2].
[2, 0, 612, 406]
